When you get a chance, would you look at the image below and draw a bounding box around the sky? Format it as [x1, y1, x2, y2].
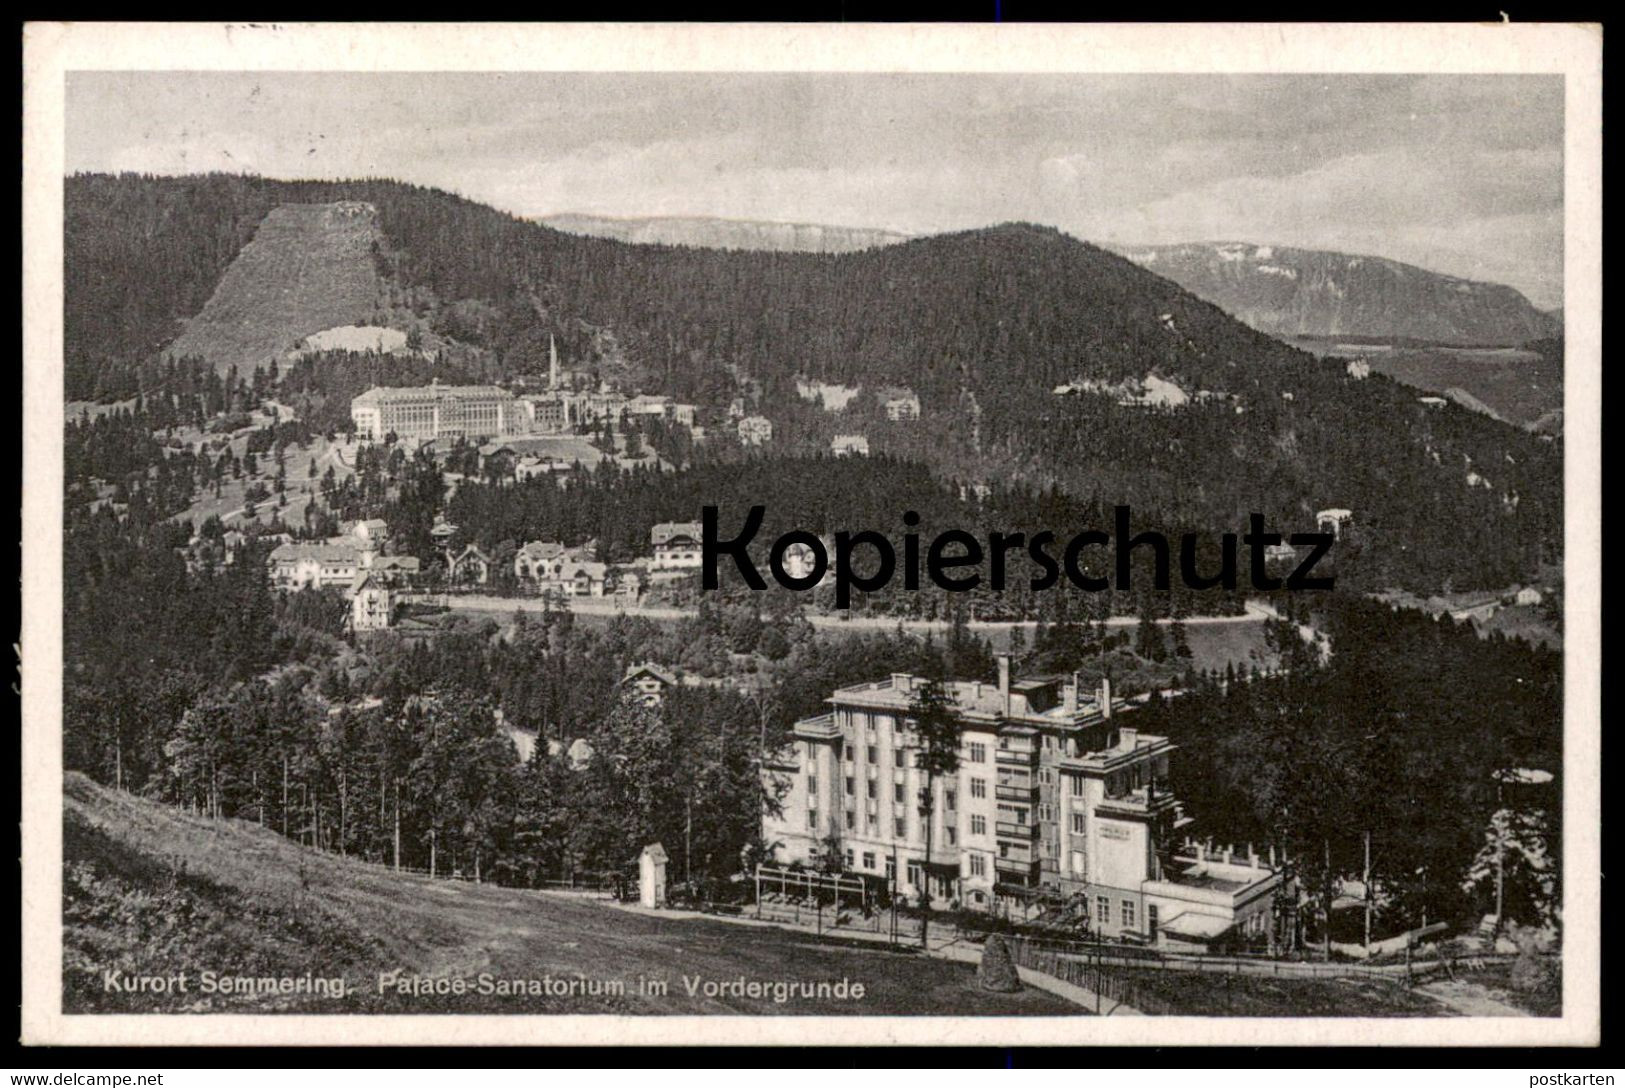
[66, 72, 1564, 308]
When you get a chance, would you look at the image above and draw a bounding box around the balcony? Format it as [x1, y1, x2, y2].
[996, 746, 1038, 767]
[1093, 787, 1188, 824]
[994, 857, 1042, 884]
[994, 782, 1038, 802]
[995, 821, 1039, 840]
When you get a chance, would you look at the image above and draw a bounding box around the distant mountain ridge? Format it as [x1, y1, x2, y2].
[1112, 241, 1559, 347]
[536, 213, 912, 253]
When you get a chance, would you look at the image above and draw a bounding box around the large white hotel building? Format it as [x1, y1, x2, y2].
[762, 660, 1283, 948]
[351, 382, 517, 443]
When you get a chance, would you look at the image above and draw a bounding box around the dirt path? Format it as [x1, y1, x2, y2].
[1415, 977, 1533, 1017]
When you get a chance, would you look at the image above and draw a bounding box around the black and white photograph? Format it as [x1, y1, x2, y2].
[19, 21, 1601, 1050]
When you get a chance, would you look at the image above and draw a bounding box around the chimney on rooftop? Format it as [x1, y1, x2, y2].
[996, 654, 1011, 715]
[1099, 675, 1114, 719]
[1063, 671, 1080, 714]
[1119, 726, 1138, 751]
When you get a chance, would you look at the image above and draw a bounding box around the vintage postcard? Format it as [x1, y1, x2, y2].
[20, 22, 1602, 1047]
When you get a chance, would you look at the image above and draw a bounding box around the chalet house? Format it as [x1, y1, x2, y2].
[672, 403, 698, 427]
[831, 434, 870, 457]
[651, 521, 704, 572]
[737, 415, 774, 445]
[609, 563, 648, 599]
[368, 554, 421, 587]
[622, 662, 677, 707]
[477, 443, 519, 479]
[448, 544, 492, 585]
[1346, 358, 1371, 380]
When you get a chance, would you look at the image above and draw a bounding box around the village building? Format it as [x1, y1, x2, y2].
[350, 382, 518, 443]
[1346, 358, 1372, 380]
[781, 538, 834, 587]
[1315, 508, 1354, 538]
[831, 434, 870, 457]
[881, 388, 921, 421]
[622, 662, 678, 707]
[517, 393, 572, 434]
[626, 394, 674, 420]
[429, 519, 459, 548]
[1264, 542, 1299, 566]
[513, 540, 608, 597]
[268, 542, 363, 590]
[447, 544, 492, 585]
[760, 662, 1281, 945]
[672, 403, 699, 427]
[650, 521, 704, 572]
[349, 572, 395, 632]
[609, 562, 649, 599]
[737, 415, 774, 445]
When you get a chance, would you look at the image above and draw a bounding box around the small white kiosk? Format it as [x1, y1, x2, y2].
[638, 843, 669, 908]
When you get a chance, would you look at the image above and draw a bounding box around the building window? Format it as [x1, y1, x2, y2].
[885, 856, 896, 880]
[867, 745, 878, 764]
[845, 776, 854, 795]
[969, 854, 986, 877]
[807, 775, 817, 795]
[807, 811, 817, 829]
[1071, 813, 1086, 834]
[894, 747, 906, 767]
[945, 826, 957, 846]
[1148, 904, 1159, 937]
[867, 780, 877, 800]
[967, 742, 987, 763]
[1069, 776, 1083, 797]
[970, 778, 987, 799]
[1097, 896, 1110, 923]
[970, 815, 987, 836]
[844, 848, 854, 868]
[894, 783, 906, 803]
[1121, 900, 1136, 929]
[894, 817, 906, 838]
[863, 852, 876, 870]
[945, 790, 957, 811]
[845, 812, 854, 831]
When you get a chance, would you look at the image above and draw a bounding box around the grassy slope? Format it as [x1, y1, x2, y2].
[63, 774, 1073, 1016]
[164, 203, 385, 377]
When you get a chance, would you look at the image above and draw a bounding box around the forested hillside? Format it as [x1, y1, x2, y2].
[65, 173, 1562, 590]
